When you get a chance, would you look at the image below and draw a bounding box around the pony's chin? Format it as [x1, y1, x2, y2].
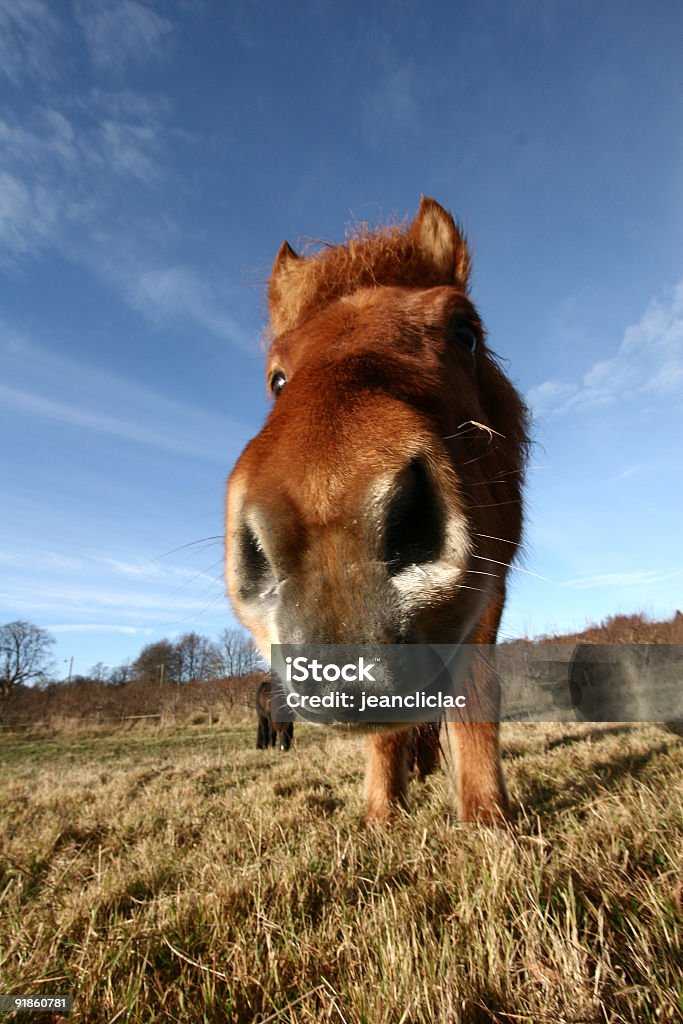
[331, 720, 418, 734]
[279, 719, 417, 734]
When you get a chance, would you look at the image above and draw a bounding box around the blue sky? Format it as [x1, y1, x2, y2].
[1, 0, 681, 677]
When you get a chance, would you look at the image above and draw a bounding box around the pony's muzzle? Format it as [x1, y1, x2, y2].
[227, 451, 478, 652]
[231, 454, 448, 603]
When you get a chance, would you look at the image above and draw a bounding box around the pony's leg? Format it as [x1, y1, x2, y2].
[364, 731, 410, 823]
[412, 723, 440, 781]
[446, 720, 510, 822]
[447, 597, 511, 823]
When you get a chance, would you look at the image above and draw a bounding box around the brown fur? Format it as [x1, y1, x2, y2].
[268, 197, 471, 337]
[408, 724, 441, 781]
[226, 197, 530, 824]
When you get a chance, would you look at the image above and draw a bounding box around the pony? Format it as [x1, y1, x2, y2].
[226, 197, 530, 823]
[256, 675, 294, 751]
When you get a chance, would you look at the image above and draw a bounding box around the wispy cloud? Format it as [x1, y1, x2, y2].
[0, 98, 166, 183]
[0, 382, 231, 462]
[562, 569, 683, 590]
[615, 463, 644, 480]
[0, 2, 249, 350]
[361, 36, 420, 146]
[99, 118, 162, 181]
[528, 280, 683, 418]
[0, 99, 166, 263]
[0, 546, 225, 626]
[94, 556, 221, 587]
[0, 548, 83, 573]
[0, 546, 223, 589]
[0, 333, 246, 462]
[0, 93, 249, 346]
[0, 171, 63, 261]
[47, 624, 154, 635]
[130, 266, 252, 348]
[0, 0, 63, 84]
[363, 63, 418, 136]
[523, 379, 575, 417]
[0, 110, 80, 169]
[74, 0, 173, 72]
[0, 581, 215, 616]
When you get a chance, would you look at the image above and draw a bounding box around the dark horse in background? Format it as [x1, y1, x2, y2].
[256, 676, 294, 751]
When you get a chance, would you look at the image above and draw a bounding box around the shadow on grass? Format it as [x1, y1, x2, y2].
[516, 742, 675, 817]
[544, 724, 637, 751]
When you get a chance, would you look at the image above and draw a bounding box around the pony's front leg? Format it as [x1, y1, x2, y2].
[364, 730, 411, 823]
[447, 720, 510, 823]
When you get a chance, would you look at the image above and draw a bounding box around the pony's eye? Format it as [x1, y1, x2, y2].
[270, 371, 287, 396]
[452, 326, 477, 355]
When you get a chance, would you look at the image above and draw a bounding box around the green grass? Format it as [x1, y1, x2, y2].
[0, 722, 681, 1023]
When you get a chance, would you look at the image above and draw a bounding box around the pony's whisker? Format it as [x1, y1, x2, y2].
[472, 554, 554, 584]
[154, 536, 223, 562]
[474, 532, 524, 547]
[458, 449, 500, 467]
[466, 498, 523, 509]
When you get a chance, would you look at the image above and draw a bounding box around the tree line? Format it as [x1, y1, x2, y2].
[0, 620, 263, 704]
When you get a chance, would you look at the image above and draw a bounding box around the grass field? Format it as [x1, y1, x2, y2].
[0, 720, 681, 1023]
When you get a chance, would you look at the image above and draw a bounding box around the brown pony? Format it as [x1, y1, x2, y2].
[226, 197, 530, 823]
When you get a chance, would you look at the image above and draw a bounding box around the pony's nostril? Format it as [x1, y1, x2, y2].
[238, 521, 274, 599]
[383, 457, 444, 575]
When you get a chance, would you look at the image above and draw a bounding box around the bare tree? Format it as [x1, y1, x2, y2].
[108, 660, 132, 687]
[216, 627, 264, 677]
[89, 662, 110, 684]
[176, 632, 220, 682]
[0, 620, 56, 703]
[132, 639, 181, 685]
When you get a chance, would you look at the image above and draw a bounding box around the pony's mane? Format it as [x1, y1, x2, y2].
[268, 210, 471, 337]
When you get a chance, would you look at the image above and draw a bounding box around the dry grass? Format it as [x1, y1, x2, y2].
[0, 720, 681, 1023]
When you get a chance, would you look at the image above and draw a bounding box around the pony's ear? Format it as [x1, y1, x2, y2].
[409, 196, 471, 290]
[268, 241, 306, 335]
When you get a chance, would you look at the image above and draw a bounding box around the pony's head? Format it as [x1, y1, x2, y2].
[226, 198, 529, 658]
